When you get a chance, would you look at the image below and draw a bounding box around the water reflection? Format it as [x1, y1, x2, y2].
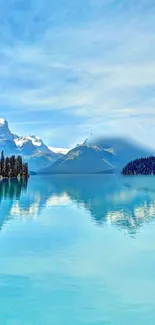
[49, 175, 155, 235]
[1, 175, 155, 235]
[0, 179, 28, 230]
[0, 179, 27, 200]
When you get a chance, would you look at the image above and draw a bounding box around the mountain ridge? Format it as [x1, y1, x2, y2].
[0, 118, 67, 171]
[1, 118, 155, 174]
[39, 137, 155, 174]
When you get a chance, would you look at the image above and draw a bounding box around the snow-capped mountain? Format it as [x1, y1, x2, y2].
[0, 119, 66, 171]
[48, 146, 69, 155]
[1, 118, 154, 174]
[40, 137, 155, 174]
[40, 144, 116, 174]
[15, 135, 52, 155]
[0, 118, 17, 140]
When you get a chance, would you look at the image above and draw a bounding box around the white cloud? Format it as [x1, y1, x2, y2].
[0, 0, 155, 146]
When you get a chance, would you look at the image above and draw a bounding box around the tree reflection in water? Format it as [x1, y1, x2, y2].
[0, 179, 28, 201]
[1, 175, 155, 236]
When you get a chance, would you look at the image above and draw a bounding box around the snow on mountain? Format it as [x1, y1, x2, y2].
[0, 118, 17, 141]
[15, 135, 52, 155]
[48, 146, 69, 155]
[1, 118, 154, 174]
[39, 138, 155, 174]
[0, 118, 66, 171]
[40, 144, 115, 174]
[15, 136, 42, 148]
[15, 135, 49, 149]
[15, 137, 69, 157]
[0, 118, 6, 125]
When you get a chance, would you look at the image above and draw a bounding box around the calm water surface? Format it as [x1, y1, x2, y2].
[0, 175, 155, 324]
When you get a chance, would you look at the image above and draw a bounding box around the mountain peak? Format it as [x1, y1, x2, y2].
[0, 118, 8, 126]
[0, 118, 16, 141]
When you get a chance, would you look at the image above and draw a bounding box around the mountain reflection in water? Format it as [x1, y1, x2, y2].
[1, 175, 155, 236]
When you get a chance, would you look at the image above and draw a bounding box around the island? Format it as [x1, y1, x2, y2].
[122, 156, 155, 175]
[0, 151, 29, 180]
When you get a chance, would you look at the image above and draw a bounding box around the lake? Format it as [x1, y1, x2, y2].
[0, 175, 155, 324]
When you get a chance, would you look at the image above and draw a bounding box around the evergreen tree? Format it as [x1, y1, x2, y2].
[16, 155, 23, 178]
[23, 163, 28, 178]
[0, 151, 5, 177]
[0, 151, 29, 179]
[10, 155, 16, 177]
[122, 156, 155, 175]
[5, 157, 10, 178]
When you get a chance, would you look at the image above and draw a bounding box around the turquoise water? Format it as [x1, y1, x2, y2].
[0, 175, 155, 324]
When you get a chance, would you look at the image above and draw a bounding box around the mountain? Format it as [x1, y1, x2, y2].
[1, 119, 154, 174]
[89, 136, 154, 170]
[0, 119, 65, 171]
[0, 118, 17, 140]
[48, 146, 69, 155]
[0, 119, 18, 156]
[39, 137, 154, 174]
[15, 135, 52, 155]
[25, 151, 63, 172]
[40, 143, 116, 174]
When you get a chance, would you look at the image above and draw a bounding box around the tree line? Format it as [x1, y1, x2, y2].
[122, 156, 155, 175]
[0, 151, 29, 179]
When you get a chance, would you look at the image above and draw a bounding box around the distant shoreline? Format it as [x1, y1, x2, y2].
[38, 171, 115, 175]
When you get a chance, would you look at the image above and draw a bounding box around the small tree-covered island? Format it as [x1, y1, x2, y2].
[0, 151, 29, 180]
[122, 156, 155, 175]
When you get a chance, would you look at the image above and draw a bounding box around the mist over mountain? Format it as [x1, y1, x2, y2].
[40, 137, 154, 174]
[1, 118, 154, 174]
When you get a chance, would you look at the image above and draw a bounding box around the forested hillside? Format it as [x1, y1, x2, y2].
[122, 157, 155, 175]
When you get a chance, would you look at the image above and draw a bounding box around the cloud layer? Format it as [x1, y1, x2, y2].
[0, 0, 155, 147]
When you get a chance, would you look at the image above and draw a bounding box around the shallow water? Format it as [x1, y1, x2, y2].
[0, 175, 155, 324]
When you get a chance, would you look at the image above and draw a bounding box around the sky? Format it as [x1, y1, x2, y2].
[0, 0, 155, 148]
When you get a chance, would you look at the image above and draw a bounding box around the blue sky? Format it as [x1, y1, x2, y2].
[0, 0, 155, 148]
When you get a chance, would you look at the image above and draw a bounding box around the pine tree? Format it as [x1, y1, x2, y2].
[5, 157, 10, 178]
[10, 155, 16, 177]
[16, 155, 23, 178]
[122, 156, 155, 175]
[23, 163, 28, 178]
[0, 151, 5, 177]
[0, 152, 29, 179]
